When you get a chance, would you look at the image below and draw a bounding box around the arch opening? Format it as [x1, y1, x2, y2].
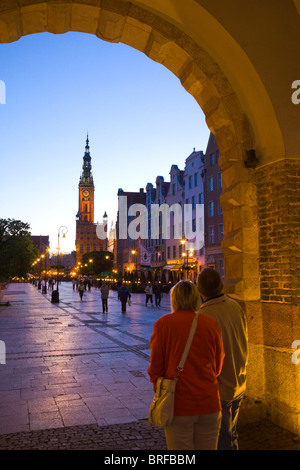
[1, 0, 299, 438]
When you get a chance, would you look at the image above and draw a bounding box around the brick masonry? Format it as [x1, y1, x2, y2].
[256, 159, 300, 305]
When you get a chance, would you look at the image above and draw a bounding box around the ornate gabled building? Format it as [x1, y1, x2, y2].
[75, 136, 107, 263]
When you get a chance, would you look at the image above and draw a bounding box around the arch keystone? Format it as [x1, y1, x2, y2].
[71, 4, 100, 34]
[47, 3, 72, 35]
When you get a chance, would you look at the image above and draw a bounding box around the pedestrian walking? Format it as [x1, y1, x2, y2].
[78, 281, 85, 301]
[100, 281, 109, 313]
[148, 280, 224, 450]
[118, 283, 131, 313]
[197, 268, 249, 450]
[144, 283, 153, 306]
[153, 281, 162, 307]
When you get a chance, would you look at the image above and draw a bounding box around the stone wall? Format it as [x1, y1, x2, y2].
[256, 159, 300, 305]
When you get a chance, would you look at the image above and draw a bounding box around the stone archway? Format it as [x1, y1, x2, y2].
[1, 0, 299, 436]
[0, 0, 265, 302]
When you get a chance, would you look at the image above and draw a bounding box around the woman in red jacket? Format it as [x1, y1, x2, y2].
[148, 280, 224, 450]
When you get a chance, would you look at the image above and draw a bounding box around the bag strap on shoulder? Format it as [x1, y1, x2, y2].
[176, 312, 199, 375]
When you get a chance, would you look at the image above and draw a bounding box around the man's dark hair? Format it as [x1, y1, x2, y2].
[197, 268, 223, 298]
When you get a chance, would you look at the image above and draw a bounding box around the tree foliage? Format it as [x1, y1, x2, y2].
[0, 218, 38, 281]
[80, 250, 113, 275]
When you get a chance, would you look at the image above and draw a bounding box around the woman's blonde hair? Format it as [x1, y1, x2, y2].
[170, 280, 201, 312]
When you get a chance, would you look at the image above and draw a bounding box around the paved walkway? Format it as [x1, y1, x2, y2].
[0, 282, 299, 451]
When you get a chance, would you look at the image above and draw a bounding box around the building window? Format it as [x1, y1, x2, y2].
[219, 259, 225, 278]
[173, 245, 177, 258]
[185, 198, 189, 205]
[208, 177, 213, 191]
[209, 226, 214, 244]
[194, 173, 198, 187]
[209, 201, 214, 216]
[218, 199, 223, 215]
[218, 172, 222, 189]
[192, 196, 196, 210]
[199, 192, 203, 204]
[189, 175, 192, 189]
[167, 246, 171, 259]
[192, 218, 196, 232]
[185, 221, 190, 239]
[87, 245, 90, 252]
[219, 223, 224, 241]
[210, 153, 214, 166]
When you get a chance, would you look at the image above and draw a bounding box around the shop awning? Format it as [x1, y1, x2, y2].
[163, 264, 181, 271]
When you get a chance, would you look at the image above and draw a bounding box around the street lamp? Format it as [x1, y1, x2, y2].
[41, 254, 47, 294]
[180, 239, 193, 280]
[51, 225, 68, 303]
[131, 249, 138, 280]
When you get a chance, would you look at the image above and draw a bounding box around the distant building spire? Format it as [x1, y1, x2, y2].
[80, 133, 93, 185]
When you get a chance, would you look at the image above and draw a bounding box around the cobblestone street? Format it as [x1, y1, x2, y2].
[0, 282, 299, 451]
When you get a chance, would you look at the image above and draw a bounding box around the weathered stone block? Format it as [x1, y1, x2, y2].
[21, 4, 47, 36]
[71, 4, 100, 34]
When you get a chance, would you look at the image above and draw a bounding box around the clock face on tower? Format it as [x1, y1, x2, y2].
[82, 189, 90, 199]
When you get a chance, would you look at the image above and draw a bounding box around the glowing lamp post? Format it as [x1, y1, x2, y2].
[51, 225, 68, 303]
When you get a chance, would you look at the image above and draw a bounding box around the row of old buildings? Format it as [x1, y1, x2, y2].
[114, 132, 224, 283]
[31, 132, 224, 283]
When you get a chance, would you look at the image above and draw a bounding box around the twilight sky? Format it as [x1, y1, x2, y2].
[0, 32, 209, 253]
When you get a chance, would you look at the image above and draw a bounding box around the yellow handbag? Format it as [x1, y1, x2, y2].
[148, 312, 199, 428]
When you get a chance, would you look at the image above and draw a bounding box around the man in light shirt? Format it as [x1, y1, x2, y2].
[197, 268, 248, 450]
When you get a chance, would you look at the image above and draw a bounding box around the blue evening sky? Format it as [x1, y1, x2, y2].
[0, 32, 209, 253]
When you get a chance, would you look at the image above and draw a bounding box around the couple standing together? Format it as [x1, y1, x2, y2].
[147, 268, 248, 451]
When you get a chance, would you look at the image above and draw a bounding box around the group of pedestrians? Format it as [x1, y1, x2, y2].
[144, 281, 163, 307]
[72, 277, 92, 292]
[147, 268, 248, 451]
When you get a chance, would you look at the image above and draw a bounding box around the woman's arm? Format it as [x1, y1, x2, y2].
[147, 320, 165, 391]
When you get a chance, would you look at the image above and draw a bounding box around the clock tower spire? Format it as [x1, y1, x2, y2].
[77, 134, 95, 223]
[75, 135, 106, 263]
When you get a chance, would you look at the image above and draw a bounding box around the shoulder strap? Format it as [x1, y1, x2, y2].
[177, 312, 199, 373]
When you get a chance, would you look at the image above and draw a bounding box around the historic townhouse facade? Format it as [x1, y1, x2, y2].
[116, 187, 146, 276]
[116, 136, 225, 281]
[203, 133, 225, 277]
[164, 164, 185, 282]
[182, 149, 206, 281]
